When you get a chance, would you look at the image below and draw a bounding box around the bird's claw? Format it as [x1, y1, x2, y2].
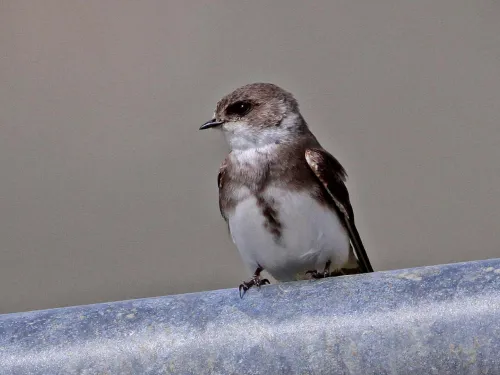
[306, 270, 330, 279]
[306, 260, 333, 279]
[238, 277, 270, 298]
[307, 268, 351, 279]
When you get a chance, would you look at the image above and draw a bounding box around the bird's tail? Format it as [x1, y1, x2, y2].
[345, 219, 373, 273]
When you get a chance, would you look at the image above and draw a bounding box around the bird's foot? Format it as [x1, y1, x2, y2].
[335, 267, 362, 276]
[306, 269, 331, 279]
[239, 275, 270, 298]
[307, 267, 362, 278]
[306, 260, 333, 279]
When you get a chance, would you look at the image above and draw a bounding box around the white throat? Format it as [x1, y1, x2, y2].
[223, 113, 301, 151]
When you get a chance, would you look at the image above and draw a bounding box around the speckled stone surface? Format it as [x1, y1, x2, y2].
[1, 259, 500, 374]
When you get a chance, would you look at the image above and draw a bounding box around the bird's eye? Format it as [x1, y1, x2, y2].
[226, 101, 252, 116]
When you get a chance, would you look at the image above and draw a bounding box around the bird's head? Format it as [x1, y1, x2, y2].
[200, 83, 307, 150]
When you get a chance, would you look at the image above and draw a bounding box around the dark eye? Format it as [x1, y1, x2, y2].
[226, 101, 252, 116]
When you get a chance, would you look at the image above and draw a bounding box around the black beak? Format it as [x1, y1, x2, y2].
[200, 119, 224, 130]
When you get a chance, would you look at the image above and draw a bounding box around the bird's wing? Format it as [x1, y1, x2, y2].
[217, 157, 229, 222]
[305, 148, 373, 273]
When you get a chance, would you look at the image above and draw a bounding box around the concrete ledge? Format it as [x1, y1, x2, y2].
[1, 259, 500, 374]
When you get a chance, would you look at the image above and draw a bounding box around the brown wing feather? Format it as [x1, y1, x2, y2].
[217, 157, 229, 221]
[305, 148, 373, 273]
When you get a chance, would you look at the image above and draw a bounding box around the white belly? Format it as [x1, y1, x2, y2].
[228, 187, 350, 281]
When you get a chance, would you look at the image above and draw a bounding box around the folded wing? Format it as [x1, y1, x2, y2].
[305, 148, 373, 273]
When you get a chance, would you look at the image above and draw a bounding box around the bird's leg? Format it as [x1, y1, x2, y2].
[328, 268, 346, 277]
[313, 266, 362, 278]
[239, 266, 270, 298]
[332, 267, 361, 276]
[306, 260, 332, 279]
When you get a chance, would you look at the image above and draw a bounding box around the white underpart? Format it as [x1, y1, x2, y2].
[226, 137, 349, 282]
[223, 112, 350, 281]
[228, 186, 350, 281]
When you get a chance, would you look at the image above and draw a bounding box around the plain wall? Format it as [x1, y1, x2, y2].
[1, 1, 499, 313]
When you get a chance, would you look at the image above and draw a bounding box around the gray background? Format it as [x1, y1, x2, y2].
[1, 1, 499, 314]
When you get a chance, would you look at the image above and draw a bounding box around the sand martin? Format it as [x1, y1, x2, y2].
[200, 83, 373, 297]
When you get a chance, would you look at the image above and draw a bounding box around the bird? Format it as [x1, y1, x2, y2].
[200, 83, 373, 297]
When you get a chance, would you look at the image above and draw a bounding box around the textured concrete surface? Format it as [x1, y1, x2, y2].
[1, 258, 500, 374]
